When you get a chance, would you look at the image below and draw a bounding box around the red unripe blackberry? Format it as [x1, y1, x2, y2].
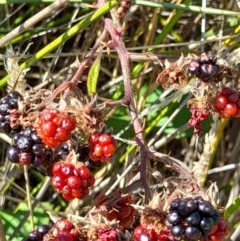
[37, 108, 75, 148]
[55, 219, 73, 231]
[88, 132, 100, 146]
[214, 87, 240, 118]
[98, 133, 112, 145]
[51, 162, 94, 200]
[45, 218, 84, 241]
[88, 132, 117, 162]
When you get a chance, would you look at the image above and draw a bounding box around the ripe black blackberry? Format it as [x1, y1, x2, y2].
[168, 197, 220, 240]
[188, 53, 220, 83]
[7, 127, 52, 171]
[0, 91, 23, 134]
[21, 224, 51, 241]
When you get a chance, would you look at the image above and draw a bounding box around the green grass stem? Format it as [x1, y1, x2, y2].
[0, 0, 118, 88]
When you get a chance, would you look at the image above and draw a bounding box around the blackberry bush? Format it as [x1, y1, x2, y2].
[0, 2, 237, 241]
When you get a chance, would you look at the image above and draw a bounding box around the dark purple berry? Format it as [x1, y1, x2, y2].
[200, 64, 219, 82]
[170, 225, 185, 239]
[194, 196, 204, 203]
[8, 91, 22, 100]
[177, 198, 197, 216]
[0, 122, 11, 132]
[22, 127, 34, 136]
[200, 217, 214, 236]
[212, 210, 220, 225]
[188, 60, 200, 75]
[170, 198, 181, 210]
[58, 144, 70, 156]
[209, 54, 217, 65]
[167, 210, 181, 225]
[37, 224, 51, 234]
[9, 99, 18, 109]
[28, 230, 43, 240]
[198, 201, 215, 215]
[0, 104, 9, 113]
[7, 146, 19, 163]
[32, 144, 46, 156]
[185, 212, 201, 226]
[32, 156, 46, 167]
[14, 134, 32, 151]
[185, 226, 202, 240]
[31, 132, 43, 144]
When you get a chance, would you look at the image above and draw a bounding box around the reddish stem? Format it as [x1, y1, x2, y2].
[101, 7, 152, 198]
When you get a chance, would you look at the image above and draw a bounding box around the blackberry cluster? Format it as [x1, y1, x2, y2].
[52, 161, 95, 200]
[0, 91, 23, 134]
[167, 197, 220, 241]
[21, 224, 51, 241]
[188, 106, 210, 135]
[188, 53, 219, 83]
[7, 126, 52, 168]
[88, 132, 117, 163]
[133, 225, 173, 241]
[37, 108, 76, 148]
[43, 218, 86, 241]
[214, 87, 240, 118]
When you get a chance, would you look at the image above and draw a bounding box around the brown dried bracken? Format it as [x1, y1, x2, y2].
[156, 65, 188, 90]
[187, 96, 211, 110]
[67, 96, 103, 136]
[140, 207, 167, 233]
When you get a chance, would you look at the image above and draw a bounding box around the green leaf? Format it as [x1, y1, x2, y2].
[87, 50, 102, 95]
[0, 202, 53, 241]
[224, 195, 240, 220]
